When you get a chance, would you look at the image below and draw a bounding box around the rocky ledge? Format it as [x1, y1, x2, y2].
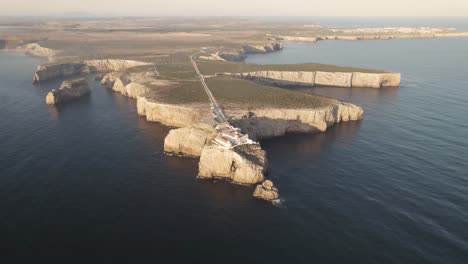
[220, 70, 401, 88]
[46, 78, 91, 105]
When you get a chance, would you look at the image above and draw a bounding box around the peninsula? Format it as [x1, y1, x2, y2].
[2, 17, 467, 202]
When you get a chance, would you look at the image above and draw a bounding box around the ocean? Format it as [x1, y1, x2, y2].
[1, 21, 468, 263]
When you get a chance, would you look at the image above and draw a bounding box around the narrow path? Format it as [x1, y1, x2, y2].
[190, 52, 228, 125]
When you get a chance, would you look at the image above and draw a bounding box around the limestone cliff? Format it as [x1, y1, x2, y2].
[198, 144, 267, 185]
[32, 59, 152, 83]
[221, 70, 401, 88]
[228, 102, 363, 140]
[33, 62, 88, 84]
[46, 78, 90, 105]
[164, 123, 216, 157]
[137, 97, 210, 128]
[315, 71, 353, 87]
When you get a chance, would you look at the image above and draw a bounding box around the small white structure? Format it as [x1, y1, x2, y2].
[212, 124, 255, 149]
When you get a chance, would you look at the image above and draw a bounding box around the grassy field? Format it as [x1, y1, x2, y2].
[207, 76, 331, 109]
[153, 80, 209, 104]
[197, 60, 388, 74]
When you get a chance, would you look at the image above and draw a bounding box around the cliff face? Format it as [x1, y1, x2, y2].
[229, 102, 363, 140]
[33, 63, 88, 84]
[164, 123, 216, 157]
[161, 101, 362, 186]
[84, 59, 151, 72]
[32, 59, 152, 83]
[137, 97, 210, 128]
[222, 70, 401, 88]
[198, 144, 267, 185]
[315, 71, 353, 87]
[46, 78, 90, 105]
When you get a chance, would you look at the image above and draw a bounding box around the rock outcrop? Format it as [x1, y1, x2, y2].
[33, 62, 88, 84]
[198, 144, 267, 185]
[164, 123, 216, 157]
[242, 42, 283, 54]
[253, 180, 280, 201]
[32, 59, 152, 83]
[45, 78, 91, 105]
[17, 43, 56, 60]
[111, 74, 131, 93]
[202, 42, 283, 62]
[221, 70, 401, 88]
[218, 51, 246, 62]
[100, 71, 125, 89]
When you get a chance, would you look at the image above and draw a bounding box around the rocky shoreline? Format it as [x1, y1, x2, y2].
[24, 43, 366, 202]
[95, 68, 363, 201]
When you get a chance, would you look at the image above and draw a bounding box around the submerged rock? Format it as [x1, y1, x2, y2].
[253, 180, 279, 201]
[45, 78, 90, 105]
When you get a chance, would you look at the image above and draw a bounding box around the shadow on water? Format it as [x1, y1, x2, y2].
[261, 120, 362, 157]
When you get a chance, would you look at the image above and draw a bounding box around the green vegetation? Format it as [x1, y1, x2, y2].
[207, 76, 331, 109]
[155, 80, 209, 104]
[198, 60, 387, 75]
[156, 63, 197, 80]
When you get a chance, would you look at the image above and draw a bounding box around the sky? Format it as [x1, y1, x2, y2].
[1, 0, 468, 17]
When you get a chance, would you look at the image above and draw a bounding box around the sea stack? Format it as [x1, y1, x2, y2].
[46, 78, 91, 105]
[253, 180, 279, 201]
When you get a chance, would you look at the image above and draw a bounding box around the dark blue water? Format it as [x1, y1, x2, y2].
[246, 37, 468, 263]
[1, 36, 468, 263]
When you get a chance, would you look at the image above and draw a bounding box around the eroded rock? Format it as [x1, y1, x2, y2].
[164, 123, 216, 157]
[45, 78, 90, 105]
[253, 180, 279, 201]
[198, 144, 267, 185]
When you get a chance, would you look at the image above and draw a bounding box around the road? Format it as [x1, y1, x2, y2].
[190, 52, 229, 125]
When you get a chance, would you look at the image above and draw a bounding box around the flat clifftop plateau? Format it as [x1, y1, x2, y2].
[32, 59, 152, 84]
[221, 70, 400, 88]
[46, 78, 90, 105]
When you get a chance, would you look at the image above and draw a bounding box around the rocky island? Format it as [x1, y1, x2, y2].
[3, 17, 467, 202]
[46, 78, 91, 106]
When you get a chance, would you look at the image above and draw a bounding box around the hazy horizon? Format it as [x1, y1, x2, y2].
[2, 0, 468, 17]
